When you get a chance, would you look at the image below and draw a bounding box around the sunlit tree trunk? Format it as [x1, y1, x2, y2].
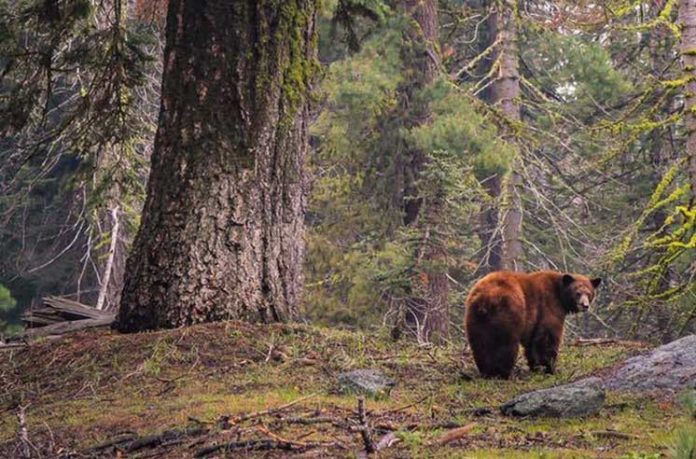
[117, 0, 316, 332]
[95, 205, 124, 311]
[401, 0, 449, 343]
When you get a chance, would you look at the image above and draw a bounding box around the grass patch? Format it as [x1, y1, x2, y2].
[0, 321, 685, 457]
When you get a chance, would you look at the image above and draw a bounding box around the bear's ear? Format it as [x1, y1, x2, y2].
[562, 274, 574, 286]
[591, 277, 602, 288]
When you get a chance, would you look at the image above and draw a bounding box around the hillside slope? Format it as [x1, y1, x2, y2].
[0, 322, 689, 458]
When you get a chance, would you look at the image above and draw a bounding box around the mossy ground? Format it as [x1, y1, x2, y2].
[0, 322, 690, 458]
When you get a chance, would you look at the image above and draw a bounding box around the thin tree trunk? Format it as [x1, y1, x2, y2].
[117, 1, 316, 332]
[478, 176, 503, 272]
[680, 0, 696, 197]
[491, 1, 522, 271]
[483, 0, 523, 271]
[401, 0, 449, 344]
[96, 205, 120, 311]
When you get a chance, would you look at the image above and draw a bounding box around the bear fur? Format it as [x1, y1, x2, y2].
[464, 271, 601, 378]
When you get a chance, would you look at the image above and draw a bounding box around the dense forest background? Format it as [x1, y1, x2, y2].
[1, 0, 694, 342]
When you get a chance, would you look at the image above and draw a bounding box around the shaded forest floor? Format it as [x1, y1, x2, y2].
[0, 321, 690, 458]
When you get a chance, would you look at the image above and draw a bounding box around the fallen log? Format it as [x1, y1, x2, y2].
[3, 296, 116, 342]
[11, 316, 115, 341]
[23, 296, 113, 327]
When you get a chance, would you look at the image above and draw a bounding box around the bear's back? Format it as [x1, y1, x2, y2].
[465, 271, 564, 333]
[465, 271, 527, 321]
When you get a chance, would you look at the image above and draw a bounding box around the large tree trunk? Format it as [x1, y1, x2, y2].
[117, 1, 316, 332]
[482, 0, 523, 271]
[681, 0, 696, 197]
[401, 0, 449, 344]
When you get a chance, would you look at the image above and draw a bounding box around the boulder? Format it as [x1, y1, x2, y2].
[338, 369, 395, 398]
[501, 383, 605, 418]
[601, 334, 696, 392]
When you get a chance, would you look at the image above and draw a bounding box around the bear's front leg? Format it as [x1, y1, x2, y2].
[524, 341, 542, 372]
[531, 329, 561, 375]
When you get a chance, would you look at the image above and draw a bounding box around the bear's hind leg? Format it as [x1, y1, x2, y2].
[488, 342, 519, 378]
[470, 333, 519, 379]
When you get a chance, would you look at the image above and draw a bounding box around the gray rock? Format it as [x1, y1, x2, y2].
[603, 335, 696, 392]
[572, 335, 696, 392]
[338, 369, 395, 398]
[501, 384, 605, 418]
[567, 376, 605, 390]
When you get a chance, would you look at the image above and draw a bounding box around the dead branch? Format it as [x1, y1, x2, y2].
[379, 394, 429, 416]
[571, 338, 647, 347]
[590, 430, 640, 440]
[193, 439, 335, 457]
[90, 426, 206, 453]
[258, 423, 312, 447]
[357, 397, 376, 455]
[432, 422, 477, 445]
[90, 433, 138, 451]
[278, 415, 351, 430]
[231, 392, 318, 424]
[125, 425, 207, 452]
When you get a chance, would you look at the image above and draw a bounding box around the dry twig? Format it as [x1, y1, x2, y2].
[357, 397, 376, 455]
[231, 392, 318, 424]
[433, 422, 477, 445]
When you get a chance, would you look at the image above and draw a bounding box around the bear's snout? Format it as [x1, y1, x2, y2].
[579, 294, 591, 311]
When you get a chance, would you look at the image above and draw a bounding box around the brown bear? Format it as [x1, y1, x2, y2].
[464, 271, 601, 378]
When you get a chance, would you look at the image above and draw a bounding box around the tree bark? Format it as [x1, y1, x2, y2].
[483, 0, 523, 271]
[400, 0, 449, 344]
[117, 0, 316, 332]
[680, 0, 696, 198]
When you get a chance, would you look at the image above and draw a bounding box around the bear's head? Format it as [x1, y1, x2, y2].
[560, 274, 602, 313]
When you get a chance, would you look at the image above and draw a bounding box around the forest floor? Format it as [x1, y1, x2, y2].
[0, 321, 692, 458]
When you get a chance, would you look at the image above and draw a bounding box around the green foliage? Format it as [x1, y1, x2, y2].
[0, 0, 160, 308]
[307, 17, 503, 327]
[0, 284, 20, 336]
[407, 80, 513, 178]
[522, 28, 633, 120]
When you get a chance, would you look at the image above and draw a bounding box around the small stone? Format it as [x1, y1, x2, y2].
[501, 384, 605, 418]
[338, 369, 395, 398]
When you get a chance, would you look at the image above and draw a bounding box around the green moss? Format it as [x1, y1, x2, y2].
[250, 1, 318, 129]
